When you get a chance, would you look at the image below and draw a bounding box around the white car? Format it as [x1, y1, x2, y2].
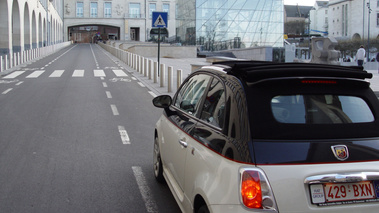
[152, 61, 379, 213]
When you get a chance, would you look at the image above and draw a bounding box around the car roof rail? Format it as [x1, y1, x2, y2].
[213, 60, 373, 83]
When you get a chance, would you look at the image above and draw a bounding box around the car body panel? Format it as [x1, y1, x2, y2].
[259, 161, 379, 213]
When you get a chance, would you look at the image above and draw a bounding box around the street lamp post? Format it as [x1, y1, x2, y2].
[367, 2, 372, 61]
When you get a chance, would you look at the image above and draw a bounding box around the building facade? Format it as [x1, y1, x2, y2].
[176, 0, 284, 51]
[63, 0, 176, 43]
[0, 0, 64, 56]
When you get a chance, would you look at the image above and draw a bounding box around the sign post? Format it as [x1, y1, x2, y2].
[152, 12, 168, 76]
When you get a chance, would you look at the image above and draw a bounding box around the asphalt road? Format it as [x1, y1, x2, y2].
[0, 44, 180, 213]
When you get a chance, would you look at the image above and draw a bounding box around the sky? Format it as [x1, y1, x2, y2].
[284, 0, 318, 6]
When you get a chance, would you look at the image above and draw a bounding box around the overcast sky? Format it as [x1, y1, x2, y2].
[284, 0, 317, 6]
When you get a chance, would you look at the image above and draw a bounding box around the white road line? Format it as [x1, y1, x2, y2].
[106, 91, 112, 99]
[103, 82, 108, 88]
[2, 71, 24, 79]
[16, 81, 23, 86]
[94, 69, 106, 77]
[113, 69, 128, 77]
[132, 166, 159, 213]
[26, 70, 44, 78]
[72, 70, 84, 77]
[118, 126, 130, 144]
[50, 70, 64, 77]
[111, 104, 119, 115]
[138, 82, 145, 87]
[131, 77, 137, 81]
[148, 91, 157, 98]
[2, 88, 13, 94]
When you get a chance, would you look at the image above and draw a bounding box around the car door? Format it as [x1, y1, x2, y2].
[160, 73, 212, 194]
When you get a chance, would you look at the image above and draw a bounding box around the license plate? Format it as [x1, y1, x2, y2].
[310, 181, 379, 205]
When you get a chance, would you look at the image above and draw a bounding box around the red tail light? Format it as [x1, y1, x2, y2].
[241, 171, 262, 209]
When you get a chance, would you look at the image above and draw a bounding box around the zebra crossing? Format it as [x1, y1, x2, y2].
[1, 69, 129, 79]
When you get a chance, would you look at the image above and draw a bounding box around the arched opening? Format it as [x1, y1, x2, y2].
[38, 13, 43, 47]
[352, 33, 361, 41]
[0, 0, 9, 55]
[12, 0, 21, 53]
[68, 25, 120, 43]
[24, 3, 31, 50]
[31, 11, 37, 48]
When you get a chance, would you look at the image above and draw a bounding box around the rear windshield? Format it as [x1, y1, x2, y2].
[248, 79, 379, 139]
[271, 95, 374, 124]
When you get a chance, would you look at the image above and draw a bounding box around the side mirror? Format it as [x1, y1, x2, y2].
[152, 95, 172, 108]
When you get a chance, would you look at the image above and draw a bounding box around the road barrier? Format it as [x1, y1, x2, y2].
[0, 41, 73, 73]
[98, 42, 183, 94]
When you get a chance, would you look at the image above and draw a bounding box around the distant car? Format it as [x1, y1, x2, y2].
[152, 61, 379, 213]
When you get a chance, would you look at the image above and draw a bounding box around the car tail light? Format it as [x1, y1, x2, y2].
[241, 171, 262, 208]
[240, 168, 278, 212]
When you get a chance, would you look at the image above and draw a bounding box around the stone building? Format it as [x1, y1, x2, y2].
[63, 0, 176, 43]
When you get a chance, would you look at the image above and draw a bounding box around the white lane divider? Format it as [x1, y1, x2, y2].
[94, 69, 106, 77]
[132, 166, 159, 213]
[118, 126, 130, 144]
[26, 70, 44, 78]
[50, 70, 64, 77]
[2, 88, 13, 94]
[72, 70, 84, 77]
[16, 81, 23, 86]
[103, 82, 108, 88]
[148, 91, 157, 98]
[2, 71, 24, 79]
[113, 69, 128, 77]
[138, 82, 145, 87]
[106, 91, 112, 99]
[111, 104, 119, 115]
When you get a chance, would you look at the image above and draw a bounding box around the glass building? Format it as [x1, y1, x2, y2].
[176, 0, 284, 50]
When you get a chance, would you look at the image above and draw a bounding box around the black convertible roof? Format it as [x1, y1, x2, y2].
[213, 61, 373, 83]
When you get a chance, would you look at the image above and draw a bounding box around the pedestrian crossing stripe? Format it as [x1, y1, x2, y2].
[1, 69, 129, 79]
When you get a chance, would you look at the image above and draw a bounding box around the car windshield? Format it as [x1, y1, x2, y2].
[271, 95, 374, 124]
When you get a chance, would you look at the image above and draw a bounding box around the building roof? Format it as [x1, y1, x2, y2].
[316, 1, 329, 7]
[284, 5, 314, 18]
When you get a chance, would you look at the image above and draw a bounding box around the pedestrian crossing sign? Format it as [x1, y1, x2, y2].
[152, 12, 168, 28]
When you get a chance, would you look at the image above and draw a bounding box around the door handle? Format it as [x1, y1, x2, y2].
[178, 139, 188, 148]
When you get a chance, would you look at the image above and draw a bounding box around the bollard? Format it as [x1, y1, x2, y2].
[5, 55, 8, 70]
[0, 56, 3, 72]
[148, 60, 152, 80]
[144, 58, 148, 77]
[160, 64, 165, 87]
[177, 69, 183, 90]
[141, 56, 145, 75]
[154, 61, 158, 83]
[168, 66, 173, 93]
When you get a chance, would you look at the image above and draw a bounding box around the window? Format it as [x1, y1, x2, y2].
[104, 2, 112, 18]
[90, 2, 98, 18]
[200, 78, 225, 128]
[76, 2, 84, 17]
[271, 95, 374, 124]
[377, 13, 379, 26]
[129, 3, 141, 18]
[163, 3, 170, 18]
[149, 3, 156, 18]
[174, 74, 211, 115]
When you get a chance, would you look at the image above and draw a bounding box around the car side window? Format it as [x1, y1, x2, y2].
[174, 74, 211, 115]
[200, 78, 225, 128]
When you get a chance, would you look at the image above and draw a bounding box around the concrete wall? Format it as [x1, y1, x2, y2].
[230, 46, 273, 61]
[119, 43, 197, 58]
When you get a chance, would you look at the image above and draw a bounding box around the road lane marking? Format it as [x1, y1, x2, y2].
[131, 77, 137, 81]
[2, 88, 13, 94]
[118, 126, 130, 144]
[50, 70, 64, 77]
[72, 70, 84, 77]
[111, 104, 119, 115]
[16, 81, 23, 86]
[26, 70, 44, 78]
[138, 82, 145, 87]
[106, 91, 112, 99]
[103, 82, 108, 88]
[94, 69, 106, 77]
[148, 91, 157, 98]
[2, 71, 24, 79]
[113, 70, 128, 77]
[132, 166, 159, 213]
